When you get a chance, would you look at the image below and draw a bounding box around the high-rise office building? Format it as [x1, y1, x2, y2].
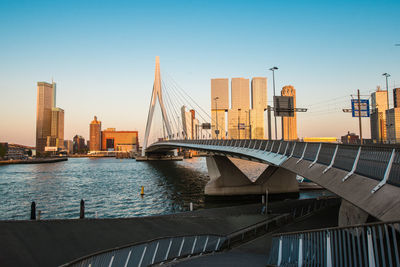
[281, 85, 297, 141]
[36, 81, 56, 153]
[393, 88, 400, 108]
[73, 135, 86, 154]
[231, 78, 250, 109]
[90, 116, 102, 151]
[211, 78, 229, 139]
[251, 77, 267, 139]
[46, 107, 64, 148]
[370, 88, 388, 142]
[386, 108, 400, 143]
[181, 106, 199, 139]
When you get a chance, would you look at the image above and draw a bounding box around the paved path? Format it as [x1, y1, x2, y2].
[0, 198, 337, 267]
[0, 204, 267, 267]
[172, 204, 340, 267]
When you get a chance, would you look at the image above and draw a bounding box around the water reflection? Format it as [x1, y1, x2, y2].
[0, 157, 210, 220]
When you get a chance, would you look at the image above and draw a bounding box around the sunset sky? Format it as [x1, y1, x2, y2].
[0, 0, 399, 146]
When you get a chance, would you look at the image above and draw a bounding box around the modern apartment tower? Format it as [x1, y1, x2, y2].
[281, 85, 298, 141]
[250, 77, 267, 139]
[90, 116, 102, 151]
[211, 78, 229, 139]
[36, 81, 57, 153]
[370, 88, 388, 142]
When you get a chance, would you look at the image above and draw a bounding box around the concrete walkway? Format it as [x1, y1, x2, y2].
[0, 204, 267, 267]
[172, 204, 340, 267]
[0, 198, 338, 267]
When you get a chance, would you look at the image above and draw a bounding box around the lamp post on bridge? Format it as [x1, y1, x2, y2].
[245, 110, 252, 139]
[214, 97, 219, 140]
[383, 72, 391, 143]
[269, 66, 278, 140]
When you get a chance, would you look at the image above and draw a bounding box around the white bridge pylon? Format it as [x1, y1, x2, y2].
[142, 56, 173, 156]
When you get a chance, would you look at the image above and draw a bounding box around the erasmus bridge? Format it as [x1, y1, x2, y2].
[133, 57, 400, 266]
[142, 57, 400, 220]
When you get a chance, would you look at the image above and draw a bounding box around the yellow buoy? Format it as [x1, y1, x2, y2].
[141, 186, 144, 195]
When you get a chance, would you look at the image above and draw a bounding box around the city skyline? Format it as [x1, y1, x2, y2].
[1, 0, 399, 146]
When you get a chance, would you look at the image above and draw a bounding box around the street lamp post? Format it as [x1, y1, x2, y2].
[269, 66, 278, 140]
[214, 97, 219, 139]
[237, 108, 241, 139]
[383, 73, 391, 143]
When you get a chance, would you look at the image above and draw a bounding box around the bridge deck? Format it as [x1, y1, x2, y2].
[147, 139, 400, 221]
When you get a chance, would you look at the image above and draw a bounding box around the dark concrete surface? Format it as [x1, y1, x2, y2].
[0, 198, 337, 267]
[0, 204, 267, 267]
[282, 157, 400, 221]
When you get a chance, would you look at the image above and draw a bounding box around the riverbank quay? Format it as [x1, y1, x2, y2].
[0, 157, 67, 165]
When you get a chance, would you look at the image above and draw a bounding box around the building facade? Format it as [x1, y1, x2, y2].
[341, 132, 360, 144]
[36, 81, 65, 153]
[73, 135, 86, 154]
[46, 107, 64, 149]
[394, 88, 400, 108]
[90, 116, 102, 151]
[370, 89, 388, 142]
[36, 82, 56, 153]
[281, 85, 298, 141]
[386, 108, 400, 143]
[251, 77, 267, 139]
[214, 77, 268, 140]
[181, 106, 199, 139]
[211, 78, 229, 139]
[228, 78, 250, 139]
[101, 128, 139, 152]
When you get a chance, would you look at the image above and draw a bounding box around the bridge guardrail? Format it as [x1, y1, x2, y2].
[153, 139, 400, 192]
[303, 143, 320, 162]
[292, 142, 306, 158]
[333, 145, 360, 172]
[316, 143, 337, 166]
[355, 146, 393, 182]
[266, 220, 400, 267]
[388, 150, 400, 187]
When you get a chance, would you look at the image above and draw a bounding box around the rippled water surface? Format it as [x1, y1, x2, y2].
[0, 157, 210, 220]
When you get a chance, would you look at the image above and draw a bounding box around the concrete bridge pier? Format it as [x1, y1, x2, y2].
[338, 199, 369, 227]
[205, 155, 299, 198]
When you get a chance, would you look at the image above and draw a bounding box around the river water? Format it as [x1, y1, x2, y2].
[0, 157, 327, 220]
[0, 157, 211, 220]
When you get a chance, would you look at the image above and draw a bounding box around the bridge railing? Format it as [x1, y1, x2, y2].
[266, 220, 400, 267]
[157, 139, 400, 191]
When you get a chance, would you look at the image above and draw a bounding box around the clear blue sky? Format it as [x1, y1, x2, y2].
[0, 0, 399, 146]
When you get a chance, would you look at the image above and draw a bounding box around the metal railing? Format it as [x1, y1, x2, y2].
[266, 220, 400, 267]
[61, 234, 225, 267]
[221, 197, 340, 251]
[152, 139, 400, 193]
